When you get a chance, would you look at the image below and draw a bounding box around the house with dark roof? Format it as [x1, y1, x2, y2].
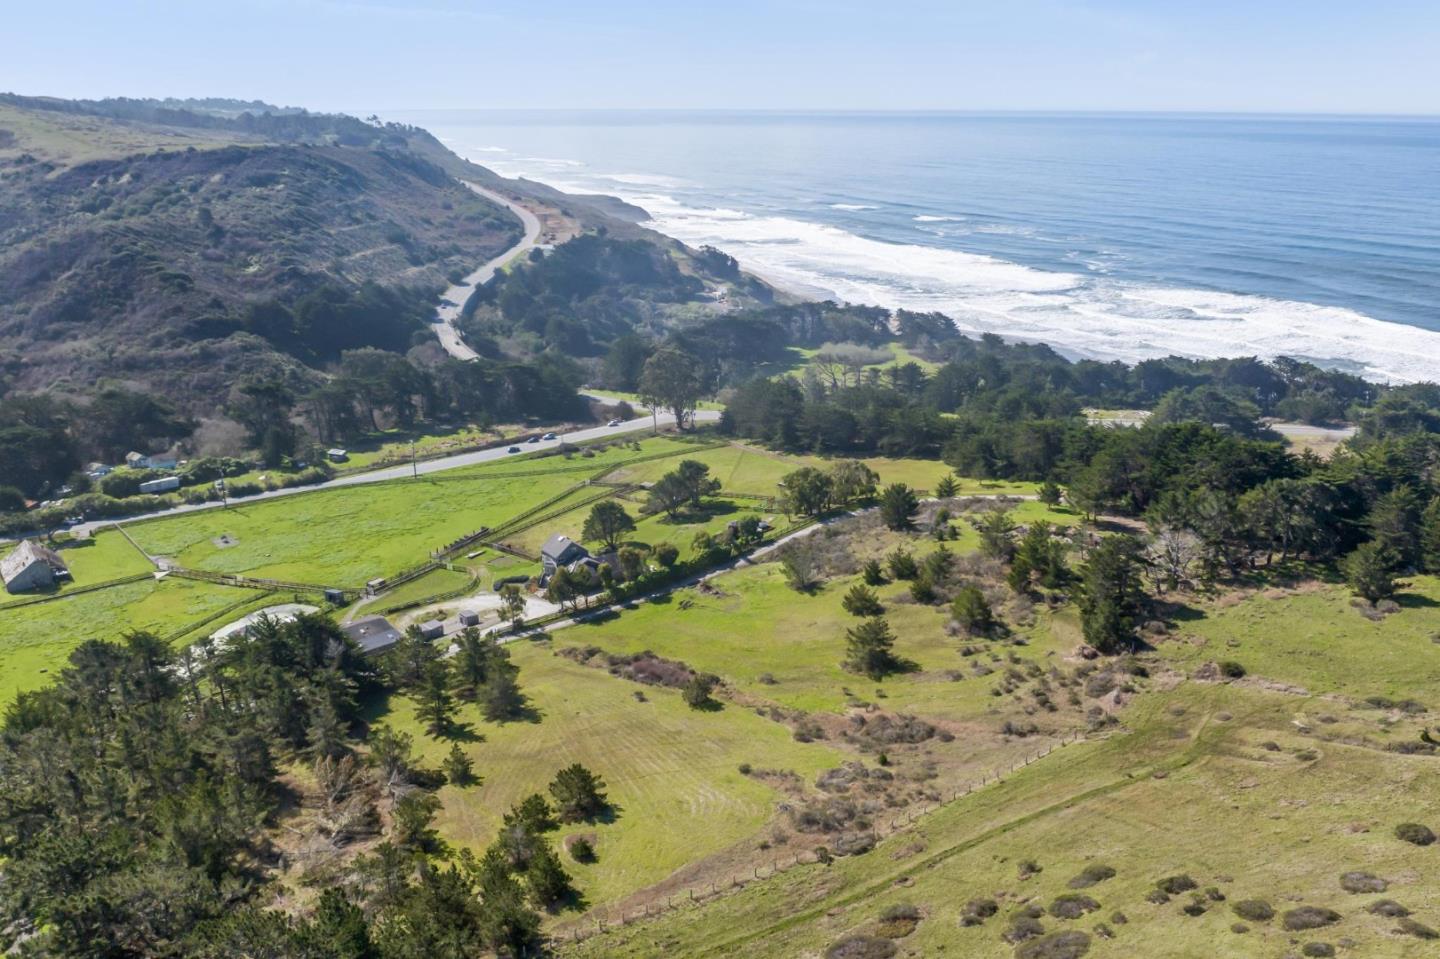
[2, 540, 70, 594]
[540, 533, 594, 584]
[341, 616, 403, 656]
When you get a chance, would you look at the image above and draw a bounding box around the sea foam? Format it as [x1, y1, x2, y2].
[474, 153, 1439, 384]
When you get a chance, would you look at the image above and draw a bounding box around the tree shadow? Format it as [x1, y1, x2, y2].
[1396, 591, 1440, 609]
[689, 697, 725, 713]
[439, 720, 484, 743]
[575, 608, 622, 627]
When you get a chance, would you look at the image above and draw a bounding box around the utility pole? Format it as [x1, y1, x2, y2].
[216, 477, 228, 508]
[411, 439, 418, 479]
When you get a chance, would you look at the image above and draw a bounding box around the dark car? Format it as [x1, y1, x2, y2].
[507, 446, 521, 453]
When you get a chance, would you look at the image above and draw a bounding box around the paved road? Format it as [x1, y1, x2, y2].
[52, 407, 721, 539]
[430, 181, 544, 361]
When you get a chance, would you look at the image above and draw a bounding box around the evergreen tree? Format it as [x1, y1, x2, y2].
[934, 473, 959, 499]
[952, 585, 996, 635]
[682, 673, 718, 709]
[1422, 497, 1440, 574]
[480, 660, 525, 722]
[1038, 479, 1063, 506]
[582, 499, 636, 551]
[978, 509, 1017, 560]
[415, 661, 456, 738]
[549, 763, 610, 822]
[1079, 535, 1147, 654]
[879, 483, 919, 530]
[1368, 485, 1425, 569]
[524, 841, 575, 910]
[844, 616, 899, 679]
[444, 743, 477, 787]
[842, 583, 884, 617]
[862, 558, 886, 586]
[1344, 540, 1400, 603]
[886, 547, 918, 580]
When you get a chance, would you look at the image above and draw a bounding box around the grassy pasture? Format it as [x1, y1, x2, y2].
[1157, 576, 1440, 701]
[377, 642, 845, 908]
[0, 576, 272, 703]
[0, 530, 152, 607]
[565, 683, 1440, 957]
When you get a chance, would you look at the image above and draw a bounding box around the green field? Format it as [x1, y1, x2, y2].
[379, 642, 845, 907]
[0, 530, 152, 606]
[565, 682, 1440, 957]
[0, 576, 273, 703]
[1157, 576, 1440, 700]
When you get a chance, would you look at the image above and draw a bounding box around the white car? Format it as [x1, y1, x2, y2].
[606, 419, 622, 427]
[541, 432, 558, 441]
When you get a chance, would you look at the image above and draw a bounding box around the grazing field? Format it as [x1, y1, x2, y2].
[502, 492, 774, 562]
[1156, 576, 1440, 700]
[565, 683, 1440, 958]
[0, 577, 272, 703]
[376, 642, 846, 908]
[369, 566, 477, 613]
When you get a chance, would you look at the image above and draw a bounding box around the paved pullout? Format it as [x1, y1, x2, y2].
[430, 181, 543, 361]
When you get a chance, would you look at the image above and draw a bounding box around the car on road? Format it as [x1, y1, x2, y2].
[507, 446, 521, 453]
[606, 419, 622, 427]
[526, 436, 540, 444]
[541, 432, 558, 441]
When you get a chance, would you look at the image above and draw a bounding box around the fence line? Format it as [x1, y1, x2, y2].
[556, 728, 1090, 945]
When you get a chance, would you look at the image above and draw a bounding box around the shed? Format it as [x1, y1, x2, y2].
[458, 609, 481, 627]
[125, 451, 148, 468]
[2, 540, 70, 594]
[327, 448, 349, 463]
[342, 616, 403, 656]
[418, 620, 445, 641]
[138, 476, 181, 494]
[324, 588, 346, 605]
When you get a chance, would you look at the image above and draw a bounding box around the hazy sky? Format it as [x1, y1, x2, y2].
[8, 0, 1439, 115]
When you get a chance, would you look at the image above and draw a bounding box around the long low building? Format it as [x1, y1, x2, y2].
[2, 540, 70, 594]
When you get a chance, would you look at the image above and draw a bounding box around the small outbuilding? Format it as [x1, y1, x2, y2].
[342, 616, 403, 656]
[418, 619, 445, 641]
[327, 448, 349, 463]
[2, 540, 70, 594]
[139, 476, 181, 494]
[324, 588, 347, 606]
[458, 609, 481, 627]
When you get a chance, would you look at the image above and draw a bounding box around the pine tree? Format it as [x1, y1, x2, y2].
[934, 473, 959, 499]
[1344, 540, 1400, 604]
[842, 583, 884, 617]
[1038, 479, 1063, 506]
[951, 585, 995, 635]
[844, 616, 898, 679]
[886, 548, 918, 580]
[878, 483, 919, 530]
[480, 661, 525, 721]
[525, 840, 575, 909]
[862, 558, 886, 586]
[1078, 535, 1146, 654]
[1422, 497, 1440, 574]
[549, 763, 609, 821]
[415, 661, 456, 737]
[444, 743, 477, 786]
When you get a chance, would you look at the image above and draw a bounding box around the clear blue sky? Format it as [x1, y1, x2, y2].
[7, 0, 1438, 115]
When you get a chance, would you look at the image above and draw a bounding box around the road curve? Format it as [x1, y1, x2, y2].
[431, 181, 544, 361]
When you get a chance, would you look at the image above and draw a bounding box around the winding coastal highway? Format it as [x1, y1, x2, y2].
[430, 181, 544, 361]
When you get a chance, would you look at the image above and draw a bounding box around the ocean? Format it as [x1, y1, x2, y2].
[396, 110, 1440, 383]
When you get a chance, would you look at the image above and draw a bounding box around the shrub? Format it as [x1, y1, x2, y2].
[1145, 890, 1171, 905]
[1231, 923, 1249, 934]
[875, 903, 920, 938]
[1003, 916, 1045, 944]
[1015, 930, 1091, 959]
[1301, 944, 1335, 957]
[824, 935, 896, 959]
[1155, 875, 1197, 896]
[1395, 822, 1436, 846]
[862, 559, 886, 586]
[1067, 864, 1116, 889]
[886, 548, 918, 581]
[1018, 859, 1043, 879]
[1398, 917, 1440, 940]
[1048, 894, 1100, 920]
[1366, 899, 1410, 917]
[1338, 871, 1387, 894]
[960, 898, 997, 925]
[1181, 895, 1208, 917]
[843, 583, 885, 617]
[1218, 660, 1246, 678]
[1203, 886, 1225, 901]
[1282, 906, 1342, 931]
[1231, 900, 1274, 922]
[567, 836, 596, 863]
[1108, 911, 1127, 925]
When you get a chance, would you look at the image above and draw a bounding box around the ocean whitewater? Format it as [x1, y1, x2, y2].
[407, 112, 1440, 384]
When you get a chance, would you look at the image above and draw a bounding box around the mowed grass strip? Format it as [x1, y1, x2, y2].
[379, 643, 844, 908]
[565, 684, 1440, 958]
[0, 577, 272, 703]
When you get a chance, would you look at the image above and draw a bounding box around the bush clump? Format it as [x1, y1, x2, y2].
[960, 898, 998, 926]
[1301, 943, 1335, 957]
[1339, 871, 1387, 894]
[1231, 899, 1275, 922]
[1395, 822, 1437, 846]
[875, 903, 921, 938]
[1282, 906, 1342, 931]
[1048, 894, 1101, 920]
[1067, 864, 1116, 889]
[1219, 660, 1246, 678]
[1145, 890, 1171, 905]
[1003, 915, 1045, 944]
[1397, 917, 1440, 940]
[824, 935, 897, 959]
[1366, 899, 1410, 917]
[1154, 874, 1198, 895]
[1015, 930, 1092, 959]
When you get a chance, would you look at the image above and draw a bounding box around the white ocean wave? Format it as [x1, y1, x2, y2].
[452, 148, 1440, 384]
[831, 203, 877, 211]
[914, 214, 965, 222]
